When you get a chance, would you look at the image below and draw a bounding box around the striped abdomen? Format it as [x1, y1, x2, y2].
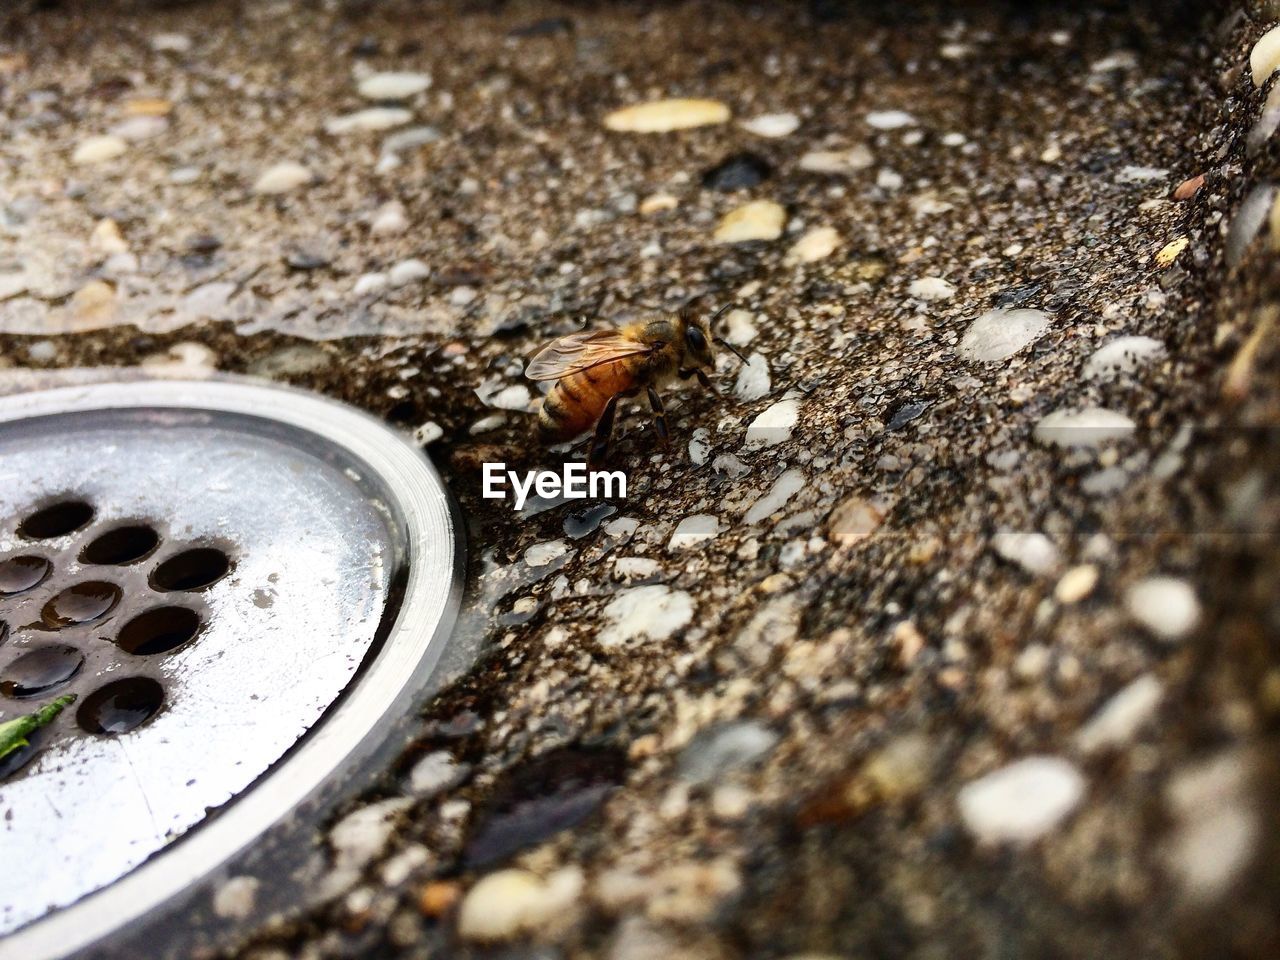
[537, 361, 637, 441]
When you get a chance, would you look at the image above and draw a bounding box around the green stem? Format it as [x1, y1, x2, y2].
[0, 694, 76, 762]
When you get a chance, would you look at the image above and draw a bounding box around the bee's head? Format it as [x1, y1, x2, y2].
[682, 317, 715, 367]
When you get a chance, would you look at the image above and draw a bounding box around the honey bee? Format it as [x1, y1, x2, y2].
[525, 305, 743, 464]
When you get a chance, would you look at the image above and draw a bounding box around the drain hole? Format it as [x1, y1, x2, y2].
[80, 525, 161, 566]
[76, 677, 164, 735]
[151, 548, 231, 592]
[42, 581, 122, 628]
[17, 500, 95, 540]
[1, 645, 84, 699]
[116, 606, 201, 656]
[0, 556, 52, 596]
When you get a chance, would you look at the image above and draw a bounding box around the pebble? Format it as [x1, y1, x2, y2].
[733, 353, 771, 400]
[785, 226, 841, 263]
[603, 98, 730, 132]
[525, 539, 569, 567]
[381, 125, 442, 156]
[826, 496, 884, 546]
[69, 280, 116, 327]
[1173, 174, 1205, 200]
[876, 168, 904, 190]
[956, 307, 1050, 361]
[325, 108, 413, 134]
[1054, 564, 1099, 604]
[1124, 576, 1200, 641]
[908, 277, 955, 301]
[1164, 751, 1259, 902]
[72, 135, 127, 165]
[677, 721, 778, 786]
[744, 396, 799, 448]
[353, 272, 389, 296]
[252, 161, 312, 195]
[456, 868, 583, 941]
[740, 112, 799, 138]
[991, 532, 1060, 576]
[370, 201, 409, 235]
[329, 798, 414, 873]
[1116, 165, 1167, 183]
[142, 341, 217, 372]
[413, 421, 443, 445]
[798, 145, 873, 174]
[1075, 675, 1163, 753]
[600, 584, 694, 647]
[724, 309, 758, 345]
[865, 110, 916, 129]
[407, 750, 469, 797]
[484, 384, 531, 411]
[1033, 408, 1135, 449]
[744, 468, 804, 524]
[89, 218, 128, 255]
[212, 876, 259, 920]
[1083, 335, 1166, 379]
[389, 258, 431, 287]
[1154, 236, 1188, 268]
[646, 860, 741, 923]
[358, 71, 431, 100]
[957, 756, 1086, 845]
[639, 193, 678, 215]
[713, 200, 787, 243]
[1225, 185, 1275, 267]
[702, 153, 772, 191]
[1251, 26, 1280, 86]
[668, 514, 721, 550]
[151, 32, 192, 53]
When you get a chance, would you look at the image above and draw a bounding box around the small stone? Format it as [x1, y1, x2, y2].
[325, 108, 413, 134]
[957, 756, 1086, 845]
[603, 98, 730, 132]
[1054, 564, 1099, 604]
[992, 532, 1060, 576]
[798, 145, 874, 174]
[353, 272, 389, 296]
[599, 584, 694, 647]
[724, 309, 757, 345]
[1164, 751, 1259, 902]
[740, 112, 799, 138]
[1075, 675, 1163, 753]
[1154, 236, 1188, 268]
[1033, 408, 1135, 449]
[89, 218, 128, 255]
[679, 721, 778, 785]
[358, 71, 431, 100]
[1125, 576, 1200, 641]
[124, 97, 173, 117]
[876, 168, 904, 190]
[371, 201, 409, 235]
[713, 200, 787, 243]
[668, 514, 721, 550]
[109, 114, 167, 142]
[785, 226, 841, 264]
[957, 307, 1050, 362]
[525, 539, 569, 567]
[702, 153, 771, 192]
[1083, 336, 1166, 379]
[733, 352, 770, 400]
[457, 868, 583, 941]
[151, 32, 191, 52]
[69, 280, 116, 326]
[142, 341, 217, 371]
[253, 162, 312, 195]
[639, 193, 678, 215]
[826, 497, 884, 546]
[1173, 174, 1205, 200]
[419, 880, 461, 918]
[213, 876, 259, 920]
[646, 860, 741, 923]
[1226, 186, 1275, 267]
[744, 468, 805, 524]
[1116, 165, 1168, 184]
[413, 421, 443, 446]
[72, 135, 127, 165]
[908, 277, 955, 301]
[381, 126, 442, 156]
[1251, 26, 1280, 86]
[744, 396, 799, 448]
[330, 798, 413, 873]
[866, 110, 916, 130]
[389, 258, 431, 287]
[408, 750, 468, 797]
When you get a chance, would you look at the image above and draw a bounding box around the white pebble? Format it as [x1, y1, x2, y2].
[599, 584, 694, 647]
[329, 798, 413, 873]
[958, 756, 1086, 845]
[908, 277, 955, 301]
[212, 877, 259, 920]
[733, 353, 771, 401]
[1083, 335, 1166, 379]
[408, 750, 467, 797]
[1054, 564, 1100, 604]
[714, 200, 787, 243]
[358, 71, 431, 100]
[744, 396, 799, 448]
[525, 539, 569, 567]
[325, 108, 413, 134]
[252, 161, 312, 195]
[389, 258, 431, 287]
[457, 868, 583, 941]
[353, 272, 389, 296]
[785, 226, 841, 263]
[798, 145, 873, 174]
[1075, 675, 1163, 753]
[744, 468, 805, 524]
[486, 384, 532, 411]
[668, 514, 721, 550]
[603, 98, 730, 132]
[724, 309, 758, 346]
[1251, 26, 1280, 86]
[72, 135, 127, 165]
[876, 168, 904, 191]
[371, 201, 409, 236]
[866, 110, 916, 130]
[991, 532, 1060, 576]
[109, 115, 167, 142]
[151, 32, 192, 53]
[413, 421, 443, 445]
[1125, 576, 1200, 641]
[1033, 408, 1135, 449]
[956, 307, 1050, 362]
[1116, 165, 1168, 183]
[739, 112, 800, 138]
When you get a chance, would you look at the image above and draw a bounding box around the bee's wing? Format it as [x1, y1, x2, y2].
[524, 330, 654, 381]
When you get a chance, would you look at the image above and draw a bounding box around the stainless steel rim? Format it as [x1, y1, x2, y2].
[0, 379, 462, 960]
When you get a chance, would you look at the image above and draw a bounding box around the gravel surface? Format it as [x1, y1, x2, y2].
[2, 1, 1279, 958]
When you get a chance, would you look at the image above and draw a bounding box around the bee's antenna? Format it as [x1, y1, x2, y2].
[713, 336, 749, 365]
[708, 302, 735, 326]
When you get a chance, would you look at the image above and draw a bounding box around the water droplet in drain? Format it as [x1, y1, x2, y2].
[42, 581, 122, 628]
[0, 555, 51, 596]
[80, 525, 161, 565]
[0, 644, 84, 698]
[150, 548, 231, 592]
[17, 500, 95, 539]
[76, 677, 164, 734]
[115, 606, 201, 655]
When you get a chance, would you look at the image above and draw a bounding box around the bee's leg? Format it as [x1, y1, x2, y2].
[681, 368, 719, 394]
[646, 387, 669, 445]
[588, 394, 619, 469]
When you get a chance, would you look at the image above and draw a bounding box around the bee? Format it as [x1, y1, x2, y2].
[525, 305, 743, 464]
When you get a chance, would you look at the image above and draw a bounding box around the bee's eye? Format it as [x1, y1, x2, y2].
[686, 325, 708, 352]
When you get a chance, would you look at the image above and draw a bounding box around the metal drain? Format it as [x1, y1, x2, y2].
[0, 379, 461, 958]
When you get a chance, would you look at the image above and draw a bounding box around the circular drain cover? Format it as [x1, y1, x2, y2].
[0, 379, 460, 956]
